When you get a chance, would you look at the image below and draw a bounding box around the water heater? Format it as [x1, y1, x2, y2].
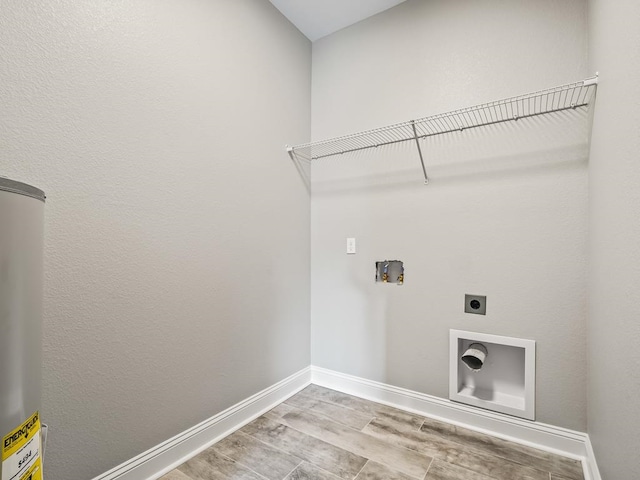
[0, 177, 45, 480]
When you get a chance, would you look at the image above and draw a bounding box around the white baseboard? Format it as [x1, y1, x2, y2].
[583, 436, 602, 480]
[91, 364, 602, 480]
[92, 367, 311, 480]
[311, 366, 601, 480]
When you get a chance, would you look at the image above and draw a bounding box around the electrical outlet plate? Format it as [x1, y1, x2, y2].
[346, 238, 356, 254]
[465, 294, 486, 315]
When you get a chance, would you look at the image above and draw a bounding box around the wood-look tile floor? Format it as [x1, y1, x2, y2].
[160, 385, 584, 480]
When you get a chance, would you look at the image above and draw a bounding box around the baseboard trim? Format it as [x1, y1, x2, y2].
[92, 367, 312, 480]
[311, 366, 601, 480]
[583, 435, 602, 480]
[92, 365, 602, 480]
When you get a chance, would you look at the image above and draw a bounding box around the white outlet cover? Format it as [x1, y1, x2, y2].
[346, 238, 356, 254]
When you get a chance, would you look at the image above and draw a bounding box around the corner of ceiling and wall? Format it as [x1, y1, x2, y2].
[268, 0, 408, 41]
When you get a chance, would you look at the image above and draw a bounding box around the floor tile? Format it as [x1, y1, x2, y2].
[177, 449, 264, 480]
[364, 417, 549, 480]
[265, 403, 299, 420]
[364, 417, 459, 458]
[420, 418, 583, 480]
[166, 385, 584, 480]
[241, 416, 367, 480]
[424, 459, 494, 480]
[354, 460, 418, 480]
[301, 386, 424, 431]
[213, 431, 301, 480]
[159, 470, 193, 480]
[284, 461, 343, 480]
[277, 408, 432, 479]
[285, 392, 374, 430]
[551, 474, 585, 480]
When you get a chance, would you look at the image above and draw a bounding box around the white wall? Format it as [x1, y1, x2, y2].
[0, 1, 311, 479]
[587, 0, 640, 477]
[311, 0, 589, 430]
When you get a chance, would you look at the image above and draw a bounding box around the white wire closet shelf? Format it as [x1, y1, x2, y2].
[287, 75, 598, 184]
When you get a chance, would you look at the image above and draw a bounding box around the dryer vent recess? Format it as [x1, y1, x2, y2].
[375, 260, 404, 285]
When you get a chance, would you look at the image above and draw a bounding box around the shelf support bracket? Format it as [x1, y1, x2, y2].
[410, 121, 429, 185]
[286, 145, 295, 162]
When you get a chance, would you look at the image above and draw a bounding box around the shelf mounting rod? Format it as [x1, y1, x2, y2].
[411, 120, 429, 185]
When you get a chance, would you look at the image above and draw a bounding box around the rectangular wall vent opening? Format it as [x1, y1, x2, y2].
[449, 330, 536, 420]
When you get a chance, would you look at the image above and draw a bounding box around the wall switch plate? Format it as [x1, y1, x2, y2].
[465, 294, 486, 315]
[346, 238, 356, 254]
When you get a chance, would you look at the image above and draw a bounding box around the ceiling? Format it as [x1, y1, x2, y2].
[268, 0, 407, 42]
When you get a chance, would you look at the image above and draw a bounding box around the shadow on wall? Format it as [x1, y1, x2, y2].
[289, 154, 311, 193]
[308, 108, 590, 195]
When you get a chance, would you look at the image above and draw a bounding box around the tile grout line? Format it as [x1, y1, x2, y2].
[281, 460, 304, 480]
[307, 385, 429, 434]
[356, 418, 442, 461]
[313, 384, 582, 475]
[287, 395, 377, 431]
[173, 466, 196, 480]
[286, 399, 375, 433]
[306, 385, 417, 422]
[360, 417, 375, 432]
[235, 430, 307, 467]
[409, 420, 578, 478]
[280, 397, 380, 480]
[319, 388, 582, 480]
[216, 449, 272, 480]
[241, 418, 367, 480]
[301, 388, 366, 416]
[279, 397, 373, 478]
[298, 390, 428, 458]
[422, 457, 434, 480]
[172, 390, 582, 480]
[351, 459, 370, 480]
[291, 406, 435, 480]
[362, 418, 562, 480]
[420, 417, 583, 474]
[300, 460, 349, 480]
[289, 399, 380, 439]
[308, 385, 425, 426]
[269, 415, 416, 476]
[290, 408, 440, 470]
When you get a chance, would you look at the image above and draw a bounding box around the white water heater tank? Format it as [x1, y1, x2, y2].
[0, 177, 45, 479]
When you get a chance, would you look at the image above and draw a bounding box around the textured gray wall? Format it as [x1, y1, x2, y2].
[0, 1, 311, 479]
[310, 0, 589, 431]
[587, 0, 640, 477]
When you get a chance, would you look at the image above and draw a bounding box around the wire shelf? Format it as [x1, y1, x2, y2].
[287, 76, 598, 184]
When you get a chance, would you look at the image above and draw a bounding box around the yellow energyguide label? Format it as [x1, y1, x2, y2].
[2, 412, 43, 480]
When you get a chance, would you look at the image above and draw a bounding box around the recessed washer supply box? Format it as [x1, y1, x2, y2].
[450, 330, 536, 420]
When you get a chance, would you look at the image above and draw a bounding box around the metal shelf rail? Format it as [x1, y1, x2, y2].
[287, 75, 598, 184]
